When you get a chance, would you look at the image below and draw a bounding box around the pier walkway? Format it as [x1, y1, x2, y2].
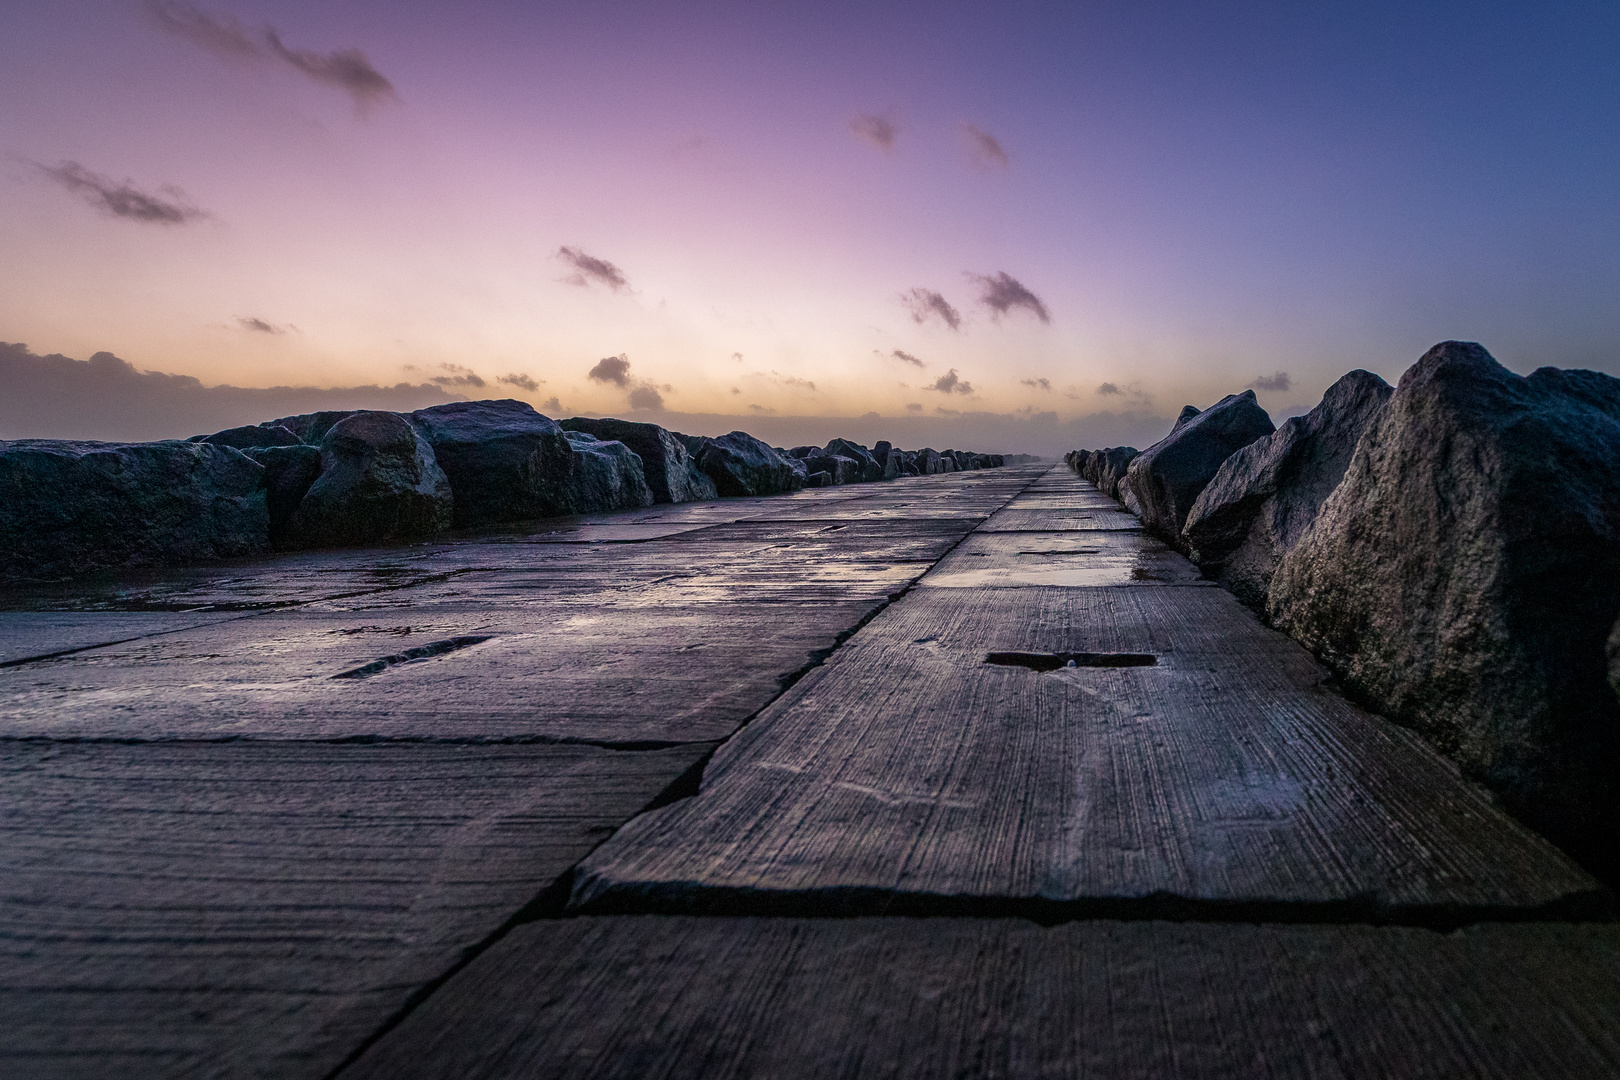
[2, 465, 1616, 1078]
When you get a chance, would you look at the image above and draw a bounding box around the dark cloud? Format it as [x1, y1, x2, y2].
[628, 385, 665, 410]
[541, 396, 563, 414]
[498, 373, 540, 392]
[900, 288, 962, 331]
[431, 363, 485, 389]
[890, 349, 926, 368]
[37, 161, 207, 225]
[905, 402, 923, 412]
[730, 386, 741, 394]
[0, 341, 458, 441]
[1097, 382, 1121, 396]
[587, 354, 632, 387]
[145, 2, 396, 112]
[930, 368, 974, 395]
[971, 271, 1050, 323]
[748, 403, 776, 414]
[850, 114, 897, 152]
[558, 246, 629, 291]
[1250, 371, 1292, 392]
[962, 123, 1010, 167]
[237, 317, 285, 334]
[1021, 377, 1052, 390]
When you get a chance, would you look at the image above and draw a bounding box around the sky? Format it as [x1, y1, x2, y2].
[3, 0, 1619, 452]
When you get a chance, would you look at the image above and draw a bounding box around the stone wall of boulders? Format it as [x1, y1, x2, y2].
[1067, 342, 1620, 877]
[0, 398, 1011, 580]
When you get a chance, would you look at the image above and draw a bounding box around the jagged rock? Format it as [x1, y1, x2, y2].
[825, 439, 884, 483]
[787, 446, 819, 459]
[1184, 371, 1393, 607]
[806, 470, 833, 488]
[242, 444, 322, 550]
[288, 411, 452, 547]
[900, 451, 920, 477]
[561, 431, 654, 512]
[805, 453, 860, 486]
[1119, 473, 1142, 516]
[409, 400, 576, 525]
[0, 440, 268, 578]
[1084, 447, 1139, 500]
[560, 418, 717, 504]
[1125, 390, 1275, 547]
[1268, 342, 1620, 867]
[264, 410, 358, 446]
[782, 454, 811, 487]
[915, 448, 943, 475]
[688, 432, 802, 496]
[873, 441, 903, 480]
[1173, 404, 1202, 432]
[193, 424, 302, 450]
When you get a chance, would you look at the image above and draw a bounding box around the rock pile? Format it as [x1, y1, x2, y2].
[1067, 342, 1620, 875]
[0, 400, 1012, 579]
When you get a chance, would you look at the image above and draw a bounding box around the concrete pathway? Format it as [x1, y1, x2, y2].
[4, 465, 1617, 1079]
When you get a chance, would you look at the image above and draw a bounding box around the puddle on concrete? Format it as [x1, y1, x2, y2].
[986, 651, 1157, 672]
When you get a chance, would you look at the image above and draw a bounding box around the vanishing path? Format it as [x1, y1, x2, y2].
[4, 465, 1619, 1078]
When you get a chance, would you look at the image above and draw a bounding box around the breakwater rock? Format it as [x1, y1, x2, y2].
[1068, 341, 1620, 875]
[0, 401, 1013, 579]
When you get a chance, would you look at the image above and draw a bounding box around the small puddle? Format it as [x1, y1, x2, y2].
[985, 651, 1157, 672]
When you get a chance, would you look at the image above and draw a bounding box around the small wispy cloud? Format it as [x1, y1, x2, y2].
[971, 271, 1050, 323]
[587, 354, 632, 387]
[890, 349, 926, 368]
[748, 403, 775, 414]
[1097, 382, 1121, 396]
[558, 246, 629, 291]
[498, 373, 540, 391]
[145, 1, 396, 113]
[237, 316, 286, 334]
[935, 406, 962, 416]
[962, 123, 1010, 167]
[1020, 377, 1052, 390]
[1250, 371, 1292, 392]
[930, 368, 974, 395]
[901, 288, 962, 331]
[432, 363, 485, 389]
[771, 371, 817, 392]
[850, 114, 898, 152]
[37, 161, 208, 225]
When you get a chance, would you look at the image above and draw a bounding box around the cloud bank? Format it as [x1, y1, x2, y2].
[0, 342, 456, 442]
[37, 161, 207, 225]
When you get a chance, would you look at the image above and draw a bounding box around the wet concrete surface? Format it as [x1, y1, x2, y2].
[4, 464, 1618, 1079]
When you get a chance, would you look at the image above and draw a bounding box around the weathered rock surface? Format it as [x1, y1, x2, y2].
[1125, 390, 1275, 548]
[688, 431, 803, 496]
[1077, 446, 1138, 500]
[287, 411, 452, 547]
[1173, 404, 1201, 431]
[1269, 342, 1620, 869]
[872, 441, 903, 480]
[193, 423, 303, 450]
[263, 410, 359, 446]
[0, 440, 268, 578]
[562, 430, 655, 512]
[242, 444, 322, 550]
[560, 418, 717, 504]
[1184, 370, 1393, 607]
[1610, 618, 1620, 707]
[805, 453, 860, 486]
[825, 439, 884, 483]
[411, 400, 576, 526]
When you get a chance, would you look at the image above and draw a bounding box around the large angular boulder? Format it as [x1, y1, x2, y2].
[1125, 390, 1275, 547]
[263, 410, 358, 446]
[560, 418, 717, 504]
[287, 411, 452, 547]
[1173, 404, 1201, 432]
[872, 441, 903, 480]
[409, 400, 576, 526]
[915, 448, 943, 475]
[0, 440, 268, 578]
[192, 423, 302, 450]
[242, 444, 322, 550]
[825, 439, 884, 483]
[688, 431, 802, 496]
[1184, 370, 1392, 607]
[1268, 342, 1620, 868]
[1084, 447, 1138, 500]
[805, 453, 860, 485]
[561, 431, 654, 512]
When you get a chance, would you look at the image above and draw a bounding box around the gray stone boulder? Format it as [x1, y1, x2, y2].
[1173, 404, 1201, 432]
[0, 439, 268, 578]
[1610, 618, 1620, 708]
[1184, 370, 1392, 607]
[193, 423, 302, 450]
[409, 400, 576, 526]
[806, 470, 834, 488]
[287, 411, 452, 547]
[1268, 342, 1620, 869]
[242, 444, 322, 550]
[561, 431, 655, 512]
[805, 453, 860, 485]
[915, 448, 943, 475]
[560, 418, 717, 504]
[825, 439, 884, 483]
[1083, 447, 1138, 500]
[781, 453, 811, 488]
[263, 410, 358, 446]
[1125, 390, 1275, 547]
[873, 441, 903, 480]
[688, 431, 802, 496]
[900, 450, 920, 477]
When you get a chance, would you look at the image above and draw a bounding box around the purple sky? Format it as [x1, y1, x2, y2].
[4, 0, 1618, 451]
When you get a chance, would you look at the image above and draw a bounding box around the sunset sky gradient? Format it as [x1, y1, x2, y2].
[4, 0, 1619, 451]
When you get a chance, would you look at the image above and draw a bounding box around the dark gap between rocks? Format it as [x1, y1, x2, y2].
[330, 636, 494, 680]
[986, 651, 1157, 672]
